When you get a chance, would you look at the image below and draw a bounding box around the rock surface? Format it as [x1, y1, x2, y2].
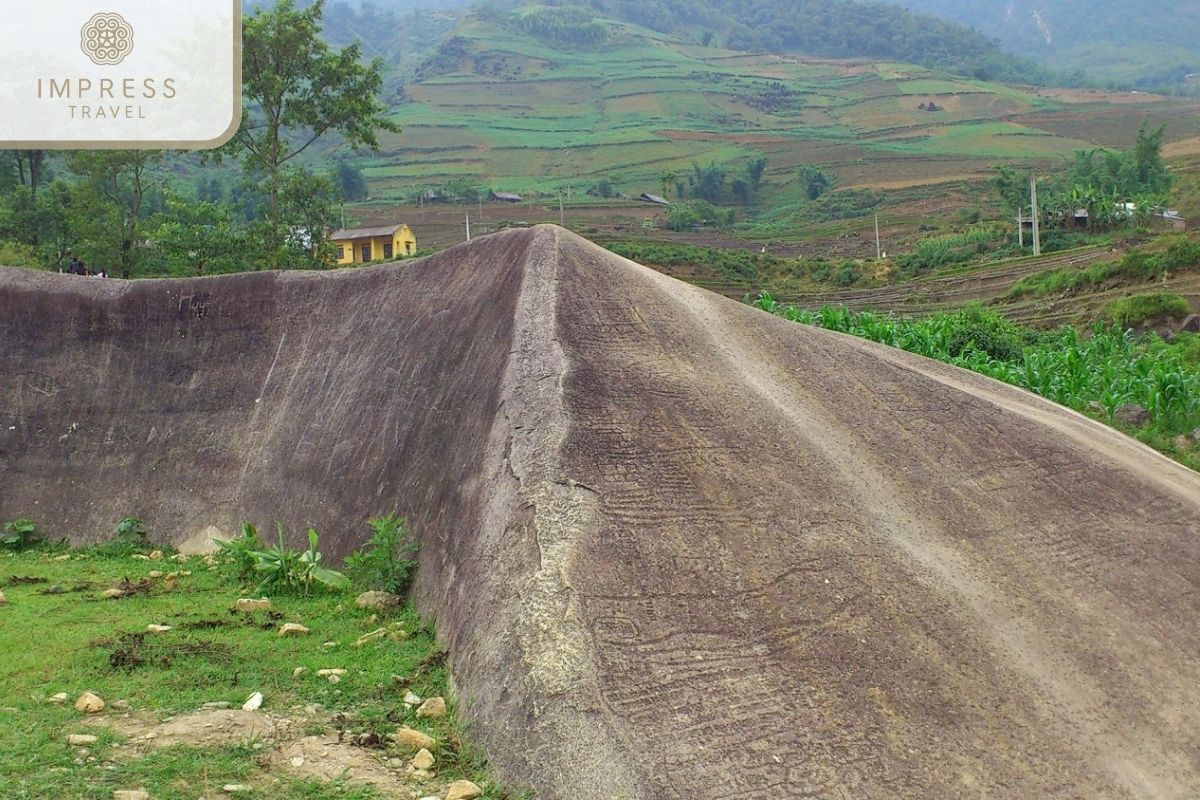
[4, 227, 1200, 799]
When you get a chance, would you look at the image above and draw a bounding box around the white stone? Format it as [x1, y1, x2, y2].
[68, 734, 99, 746]
[101, 589, 125, 600]
[316, 668, 347, 677]
[146, 624, 172, 634]
[292, 667, 309, 678]
[242, 692, 263, 711]
[222, 786, 252, 795]
[278, 623, 309, 637]
[113, 791, 150, 800]
[392, 726, 435, 750]
[354, 628, 386, 647]
[49, 692, 69, 704]
[148, 551, 163, 561]
[234, 598, 271, 613]
[403, 691, 422, 706]
[290, 756, 305, 768]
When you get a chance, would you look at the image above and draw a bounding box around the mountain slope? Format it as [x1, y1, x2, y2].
[4, 226, 1200, 798]
[890, 0, 1200, 87]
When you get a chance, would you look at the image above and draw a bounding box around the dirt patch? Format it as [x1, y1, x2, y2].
[105, 632, 232, 671]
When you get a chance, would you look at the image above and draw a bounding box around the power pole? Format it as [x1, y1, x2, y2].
[465, 213, 471, 242]
[1030, 174, 1041, 257]
[559, 192, 565, 227]
[874, 213, 882, 259]
[1017, 208, 1024, 249]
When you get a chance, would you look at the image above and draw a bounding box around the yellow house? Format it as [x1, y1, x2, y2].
[330, 223, 417, 265]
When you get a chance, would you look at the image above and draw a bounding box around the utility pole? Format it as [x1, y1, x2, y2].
[1017, 208, 1024, 249]
[559, 192, 565, 227]
[465, 213, 471, 242]
[874, 213, 882, 259]
[1030, 174, 1041, 257]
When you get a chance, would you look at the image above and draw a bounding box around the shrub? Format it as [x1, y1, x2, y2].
[215, 522, 264, 582]
[249, 525, 348, 595]
[1103, 293, 1191, 328]
[835, 262, 860, 287]
[91, 516, 155, 557]
[345, 514, 419, 595]
[2, 519, 41, 550]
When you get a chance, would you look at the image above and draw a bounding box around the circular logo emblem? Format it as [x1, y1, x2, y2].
[80, 12, 134, 66]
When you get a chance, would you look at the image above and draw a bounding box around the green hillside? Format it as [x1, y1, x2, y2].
[354, 8, 1163, 206]
[890, 0, 1200, 89]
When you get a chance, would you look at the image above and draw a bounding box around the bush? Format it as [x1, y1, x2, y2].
[835, 262, 860, 287]
[1103, 292, 1191, 328]
[91, 517, 156, 557]
[249, 525, 348, 595]
[2, 519, 41, 551]
[215, 522, 264, 582]
[344, 514, 419, 595]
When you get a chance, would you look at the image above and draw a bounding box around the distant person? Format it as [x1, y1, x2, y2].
[68, 258, 84, 276]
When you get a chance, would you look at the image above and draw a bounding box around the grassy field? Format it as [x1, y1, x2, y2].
[0, 531, 519, 800]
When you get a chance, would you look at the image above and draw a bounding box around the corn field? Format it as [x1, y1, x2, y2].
[753, 293, 1200, 465]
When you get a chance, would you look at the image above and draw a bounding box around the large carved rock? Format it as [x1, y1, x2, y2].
[3, 226, 1200, 798]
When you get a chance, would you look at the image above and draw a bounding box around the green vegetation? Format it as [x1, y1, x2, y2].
[245, 526, 350, 595]
[343, 515, 419, 596]
[2, 519, 42, 551]
[1007, 237, 1200, 300]
[1103, 293, 1192, 328]
[896, 223, 1008, 275]
[0, 526, 518, 800]
[753, 296, 1200, 469]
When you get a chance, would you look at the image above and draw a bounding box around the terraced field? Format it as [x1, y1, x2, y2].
[360, 12, 1200, 204]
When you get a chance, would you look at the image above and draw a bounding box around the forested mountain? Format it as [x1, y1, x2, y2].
[887, 0, 1200, 89]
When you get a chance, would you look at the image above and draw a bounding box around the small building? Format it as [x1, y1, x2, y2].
[637, 192, 670, 206]
[490, 191, 523, 203]
[330, 224, 416, 265]
[1159, 210, 1188, 231]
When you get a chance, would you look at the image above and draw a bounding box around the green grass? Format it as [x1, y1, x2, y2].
[0, 542, 522, 800]
[1007, 236, 1200, 299]
[1103, 292, 1192, 327]
[753, 297, 1200, 471]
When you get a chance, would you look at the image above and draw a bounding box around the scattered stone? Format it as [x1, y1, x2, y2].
[113, 791, 149, 800]
[354, 628, 386, 647]
[445, 780, 484, 800]
[147, 571, 163, 579]
[170, 554, 189, 563]
[293, 667, 309, 679]
[148, 551, 163, 561]
[131, 554, 150, 561]
[290, 756, 305, 768]
[45, 585, 65, 594]
[146, 624, 172, 634]
[53, 554, 71, 562]
[1114, 403, 1150, 427]
[386, 757, 405, 769]
[242, 692, 263, 712]
[1191, 427, 1200, 443]
[355, 591, 402, 612]
[392, 726, 435, 750]
[419, 796, 440, 800]
[234, 598, 271, 613]
[0, 590, 6, 605]
[322, 641, 337, 648]
[201, 701, 232, 709]
[415, 697, 446, 719]
[101, 589, 125, 600]
[222, 785, 253, 795]
[49, 692, 69, 704]
[316, 668, 347, 677]
[278, 623, 309, 637]
[411, 748, 435, 770]
[327, 674, 342, 684]
[403, 691, 422, 706]
[111, 700, 130, 710]
[410, 768, 435, 780]
[75, 692, 106, 714]
[68, 734, 99, 746]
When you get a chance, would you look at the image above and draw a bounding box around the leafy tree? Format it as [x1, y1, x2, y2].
[689, 161, 728, 203]
[64, 151, 163, 278]
[797, 165, 834, 200]
[747, 157, 768, 190]
[336, 161, 369, 202]
[229, 0, 399, 256]
[152, 195, 247, 276]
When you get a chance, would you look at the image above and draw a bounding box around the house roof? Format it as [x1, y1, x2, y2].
[330, 223, 409, 240]
[491, 191, 523, 201]
[638, 192, 670, 206]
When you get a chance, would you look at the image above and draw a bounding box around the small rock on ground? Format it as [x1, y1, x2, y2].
[355, 591, 402, 612]
[146, 624, 172, 634]
[68, 734, 99, 746]
[279, 623, 309, 637]
[234, 598, 272, 613]
[415, 697, 446, 719]
[222, 785, 253, 794]
[49, 692, 69, 704]
[392, 726, 435, 750]
[113, 791, 150, 800]
[445, 780, 484, 800]
[354, 628, 386, 647]
[75, 692, 106, 714]
[1115, 403, 1150, 427]
[101, 589, 125, 600]
[0, 589, 6, 605]
[411, 748, 435, 770]
[242, 692, 263, 711]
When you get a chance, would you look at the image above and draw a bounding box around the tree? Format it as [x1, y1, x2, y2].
[230, 0, 399, 257]
[65, 151, 163, 278]
[152, 195, 246, 276]
[747, 157, 768, 189]
[336, 161, 369, 202]
[10, 151, 47, 201]
[797, 165, 834, 200]
[659, 170, 680, 200]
